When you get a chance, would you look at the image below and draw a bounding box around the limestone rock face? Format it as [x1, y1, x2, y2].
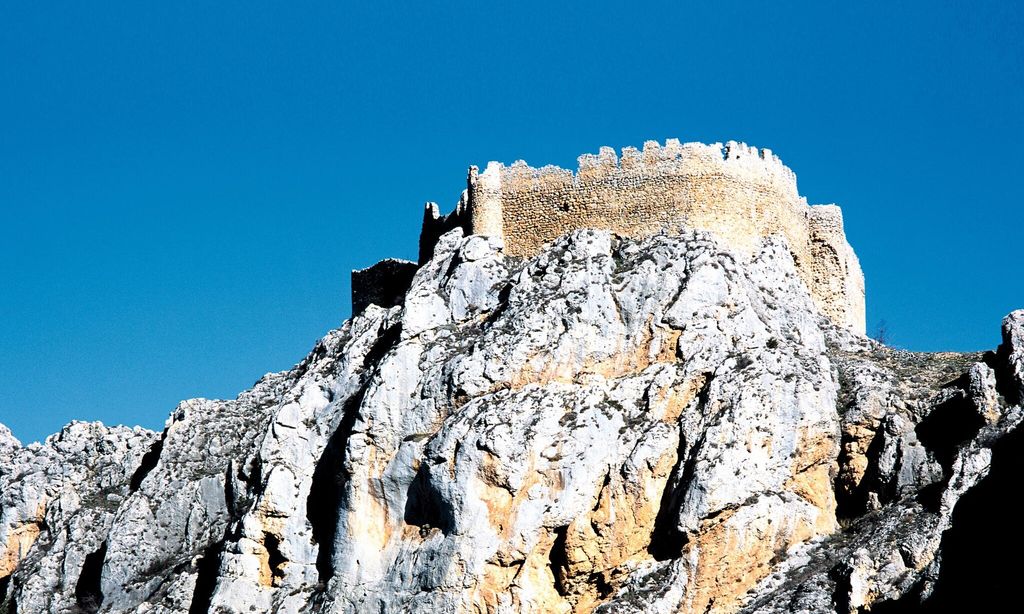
[1, 229, 1021, 614]
[0, 422, 157, 613]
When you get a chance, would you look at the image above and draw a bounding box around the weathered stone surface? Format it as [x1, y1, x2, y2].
[351, 258, 419, 315]
[0, 422, 156, 613]
[1000, 310, 1024, 402]
[0, 228, 1019, 614]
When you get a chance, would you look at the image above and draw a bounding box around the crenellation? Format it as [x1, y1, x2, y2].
[619, 146, 643, 171]
[576, 146, 619, 180]
[641, 139, 667, 166]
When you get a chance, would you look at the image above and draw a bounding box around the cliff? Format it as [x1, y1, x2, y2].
[1, 224, 1022, 613]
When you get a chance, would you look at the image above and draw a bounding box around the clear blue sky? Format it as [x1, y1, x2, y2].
[2, 2, 1022, 443]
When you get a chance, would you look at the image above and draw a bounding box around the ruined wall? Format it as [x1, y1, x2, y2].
[455, 139, 865, 333]
[351, 259, 419, 315]
[807, 205, 867, 333]
[469, 140, 805, 257]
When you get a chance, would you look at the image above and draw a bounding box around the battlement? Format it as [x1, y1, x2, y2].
[416, 138, 865, 333]
[460, 140, 813, 259]
[483, 140, 798, 202]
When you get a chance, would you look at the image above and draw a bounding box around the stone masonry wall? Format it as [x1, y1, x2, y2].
[456, 139, 865, 333]
[807, 205, 867, 333]
[351, 259, 419, 315]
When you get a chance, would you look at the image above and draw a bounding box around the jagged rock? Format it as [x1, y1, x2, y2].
[0, 422, 156, 613]
[1000, 310, 1024, 403]
[0, 426, 18, 462]
[0, 228, 1020, 614]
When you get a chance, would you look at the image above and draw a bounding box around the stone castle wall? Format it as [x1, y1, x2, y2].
[470, 140, 805, 258]
[351, 259, 418, 315]
[416, 139, 865, 333]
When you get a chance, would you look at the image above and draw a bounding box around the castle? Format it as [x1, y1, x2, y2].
[355, 139, 866, 334]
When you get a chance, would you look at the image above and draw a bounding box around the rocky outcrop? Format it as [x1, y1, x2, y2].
[0, 229, 1020, 614]
[0, 422, 156, 613]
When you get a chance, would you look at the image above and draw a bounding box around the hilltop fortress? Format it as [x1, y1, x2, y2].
[357, 139, 865, 333]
